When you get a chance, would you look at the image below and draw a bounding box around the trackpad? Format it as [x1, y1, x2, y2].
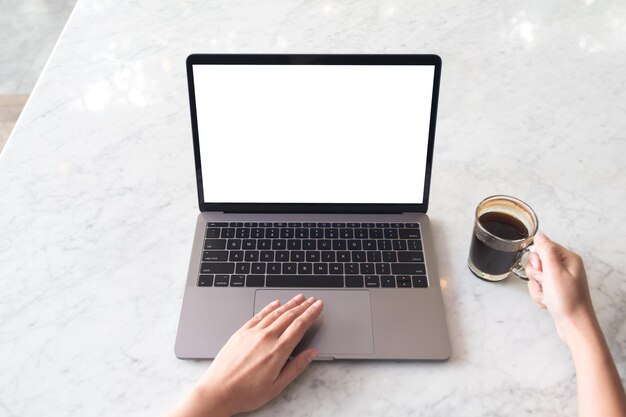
[254, 290, 374, 356]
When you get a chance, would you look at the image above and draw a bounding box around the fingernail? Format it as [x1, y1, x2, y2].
[270, 300, 280, 307]
[292, 293, 304, 302]
[313, 300, 323, 308]
[308, 349, 318, 362]
[307, 296, 316, 303]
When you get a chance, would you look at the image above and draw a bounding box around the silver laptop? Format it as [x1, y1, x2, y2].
[175, 54, 451, 360]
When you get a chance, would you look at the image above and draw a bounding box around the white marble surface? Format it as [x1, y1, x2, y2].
[1, 0, 625, 416]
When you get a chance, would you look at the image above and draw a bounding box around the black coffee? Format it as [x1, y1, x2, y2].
[469, 212, 530, 276]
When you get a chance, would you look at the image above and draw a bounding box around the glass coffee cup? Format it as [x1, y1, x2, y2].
[468, 195, 538, 282]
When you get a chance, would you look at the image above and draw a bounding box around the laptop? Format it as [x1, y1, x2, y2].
[175, 54, 451, 360]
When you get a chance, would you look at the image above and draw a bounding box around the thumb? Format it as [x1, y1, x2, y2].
[533, 232, 564, 274]
[275, 348, 318, 390]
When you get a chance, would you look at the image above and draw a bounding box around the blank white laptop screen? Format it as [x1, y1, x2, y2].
[192, 64, 435, 204]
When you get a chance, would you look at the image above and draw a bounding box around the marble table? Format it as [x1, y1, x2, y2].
[1, 0, 625, 416]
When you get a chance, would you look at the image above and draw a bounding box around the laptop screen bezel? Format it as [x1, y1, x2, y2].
[186, 54, 441, 214]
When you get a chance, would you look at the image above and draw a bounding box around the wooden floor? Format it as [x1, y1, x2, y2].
[0, 95, 28, 153]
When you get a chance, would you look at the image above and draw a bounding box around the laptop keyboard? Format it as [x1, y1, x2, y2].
[197, 222, 428, 288]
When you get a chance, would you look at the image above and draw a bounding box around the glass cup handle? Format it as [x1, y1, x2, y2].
[511, 245, 534, 281]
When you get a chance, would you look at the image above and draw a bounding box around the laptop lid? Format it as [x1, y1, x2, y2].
[186, 54, 441, 214]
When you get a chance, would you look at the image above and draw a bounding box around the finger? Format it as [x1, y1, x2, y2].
[274, 348, 318, 391]
[279, 299, 324, 352]
[244, 299, 281, 329]
[525, 265, 543, 284]
[267, 297, 317, 336]
[527, 278, 546, 309]
[528, 252, 542, 271]
[258, 293, 306, 328]
[533, 235, 567, 275]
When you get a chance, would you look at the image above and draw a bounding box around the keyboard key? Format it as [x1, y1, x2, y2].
[243, 239, 256, 250]
[208, 222, 228, 227]
[408, 240, 423, 250]
[303, 240, 316, 250]
[399, 229, 421, 239]
[303, 222, 316, 227]
[203, 250, 228, 261]
[306, 251, 320, 262]
[266, 228, 279, 238]
[236, 228, 250, 238]
[329, 263, 344, 274]
[288, 222, 302, 227]
[251, 228, 265, 238]
[266, 275, 343, 288]
[298, 263, 313, 274]
[230, 275, 245, 287]
[398, 251, 424, 262]
[384, 229, 399, 239]
[283, 263, 297, 274]
[347, 240, 362, 250]
[363, 240, 377, 250]
[345, 275, 364, 287]
[365, 275, 380, 287]
[251, 263, 266, 274]
[272, 239, 286, 250]
[221, 228, 236, 238]
[318, 223, 331, 228]
[288, 239, 301, 250]
[311, 228, 323, 238]
[345, 263, 359, 274]
[378, 240, 392, 250]
[321, 251, 335, 262]
[369, 228, 383, 239]
[360, 263, 375, 274]
[236, 263, 251, 274]
[204, 239, 226, 250]
[259, 222, 272, 227]
[332, 239, 347, 250]
[280, 228, 294, 238]
[200, 262, 235, 274]
[355, 229, 368, 238]
[381, 276, 396, 287]
[367, 251, 381, 262]
[244, 251, 259, 262]
[337, 251, 350, 262]
[206, 228, 221, 238]
[375, 223, 389, 228]
[382, 251, 397, 262]
[405, 223, 420, 228]
[268, 263, 281, 274]
[313, 263, 328, 274]
[246, 275, 265, 287]
[227, 239, 242, 250]
[376, 263, 391, 274]
[396, 275, 412, 288]
[260, 251, 274, 261]
[412, 275, 428, 288]
[318, 240, 331, 250]
[340, 228, 354, 238]
[198, 274, 214, 286]
[296, 228, 309, 238]
[274, 222, 287, 227]
[214, 275, 229, 286]
[229, 251, 244, 261]
[392, 240, 407, 251]
[325, 228, 339, 239]
[390, 223, 404, 228]
[276, 251, 289, 261]
[230, 222, 243, 227]
[352, 251, 366, 262]
[332, 222, 346, 227]
[244, 222, 258, 227]
[391, 263, 426, 275]
[258, 239, 271, 249]
[291, 251, 305, 262]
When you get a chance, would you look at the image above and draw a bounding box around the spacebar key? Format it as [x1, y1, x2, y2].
[266, 275, 344, 288]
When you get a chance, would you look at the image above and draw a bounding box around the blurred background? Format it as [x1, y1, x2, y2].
[0, 0, 76, 152]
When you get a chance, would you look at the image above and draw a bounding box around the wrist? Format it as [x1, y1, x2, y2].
[174, 383, 233, 417]
[556, 308, 602, 350]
